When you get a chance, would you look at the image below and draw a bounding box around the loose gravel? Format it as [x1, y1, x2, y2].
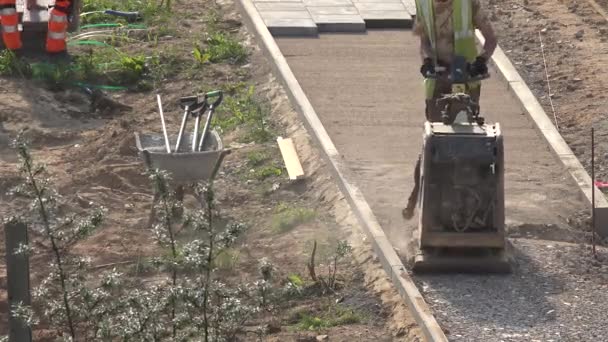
[415, 239, 608, 341]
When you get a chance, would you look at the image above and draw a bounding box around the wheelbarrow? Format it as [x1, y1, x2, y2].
[134, 131, 228, 184]
[135, 130, 230, 226]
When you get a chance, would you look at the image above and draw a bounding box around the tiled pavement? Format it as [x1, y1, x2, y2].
[253, 0, 417, 35]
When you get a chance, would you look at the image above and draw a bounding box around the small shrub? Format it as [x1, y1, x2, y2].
[271, 205, 316, 233]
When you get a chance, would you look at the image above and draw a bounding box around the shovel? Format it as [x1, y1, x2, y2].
[197, 90, 223, 152]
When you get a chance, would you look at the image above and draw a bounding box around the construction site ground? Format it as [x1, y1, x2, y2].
[0, 0, 423, 340]
[2, 0, 608, 341]
[276, 24, 608, 342]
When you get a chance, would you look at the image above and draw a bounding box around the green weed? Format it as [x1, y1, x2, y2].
[194, 32, 247, 65]
[0, 50, 31, 77]
[251, 165, 283, 181]
[294, 305, 362, 331]
[246, 151, 270, 167]
[271, 204, 316, 233]
[213, 85, 274, 143]
[214, 248, 241, 271]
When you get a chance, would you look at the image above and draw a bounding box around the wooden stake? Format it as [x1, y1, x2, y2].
[5, 219, 32, 342]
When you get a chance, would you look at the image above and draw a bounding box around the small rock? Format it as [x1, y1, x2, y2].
[316, 335, 328, 341]
[575, 29, 585, 39]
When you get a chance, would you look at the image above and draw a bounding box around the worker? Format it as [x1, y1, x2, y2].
[402, 0, 497, 220]
[0, 0, 71, 53]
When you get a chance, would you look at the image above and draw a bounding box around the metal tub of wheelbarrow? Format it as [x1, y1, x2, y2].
[134, 131, 229, 183]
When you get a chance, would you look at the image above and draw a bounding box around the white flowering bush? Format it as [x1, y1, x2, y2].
[5, 134, 268, 341]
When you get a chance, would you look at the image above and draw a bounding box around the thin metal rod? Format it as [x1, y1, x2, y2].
[592, 127, 597, 256]
[175, 105, 189, 152]
[539, 31, 560, 131]
[156, 94, 171, 154]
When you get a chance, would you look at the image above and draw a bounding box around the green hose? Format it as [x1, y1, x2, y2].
[80, 23, 147, 30]
[68, 40, 113, 47]
[74, 82, 128, 91]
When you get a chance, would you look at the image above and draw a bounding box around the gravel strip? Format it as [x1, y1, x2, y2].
[415, 238, 608, 341]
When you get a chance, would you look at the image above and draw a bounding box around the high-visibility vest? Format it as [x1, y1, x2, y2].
[46, 0, 70, 53]
[415, 0, 478, 99]
[0, 0, 22, 50]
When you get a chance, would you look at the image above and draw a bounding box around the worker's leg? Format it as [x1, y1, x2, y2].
[0, 0, 22, 50]
[46, 0, 71, 54]
[469, 84, 481, 113]
[402, 154, 421, 220]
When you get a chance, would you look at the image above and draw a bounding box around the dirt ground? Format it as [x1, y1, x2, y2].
[483, 0, 608, 188]
[0, 0, 422, 340]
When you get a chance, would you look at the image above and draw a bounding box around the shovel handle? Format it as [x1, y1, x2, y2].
[205, 90, 223, 108]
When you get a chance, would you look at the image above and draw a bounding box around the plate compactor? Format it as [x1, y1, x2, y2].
[411, 56, 511, 274]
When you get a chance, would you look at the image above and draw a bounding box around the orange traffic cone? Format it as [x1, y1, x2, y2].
[0, 0, 22, 50]
[46, 0, 70, 53]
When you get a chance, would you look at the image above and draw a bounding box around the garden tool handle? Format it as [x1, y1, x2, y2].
[205, 90, 223, 108]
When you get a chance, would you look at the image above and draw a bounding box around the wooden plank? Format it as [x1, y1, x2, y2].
[277, 136, 305, 180]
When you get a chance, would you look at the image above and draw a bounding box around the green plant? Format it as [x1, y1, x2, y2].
[7, 134, 269, 341]
[251, 165, 283, 181]
[294, 305, 361, 331]
[307, 240, 352, 293]
[271, 205, 316, 233]
[195, 32, 248, 65]
[214, 248, 241, 270]
[247, 151, 270, 167]
[10, 133, 105, 339]
[213, 85, 274, 143]
[0, 50, 31, 77]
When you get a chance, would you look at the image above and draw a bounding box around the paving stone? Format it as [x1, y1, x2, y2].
[353, 2, 406, 11]
[254, 0, 303, 2]
[259, 10, 313, 19]
[401, 0, 416, 15]
[307, 6, 359, 15]
[359, 9, 413, 28]
[311, 14, 366, 32]
[303, 0, 354, 6]
[255, 2, 306, 10]
[263, 18, 318, 36]
[352, 0, 403, 2]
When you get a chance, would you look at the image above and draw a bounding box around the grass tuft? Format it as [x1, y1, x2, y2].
[271, 204, 316, 233]
[294, 305, 362, 331]
[194, 32, 247, 65]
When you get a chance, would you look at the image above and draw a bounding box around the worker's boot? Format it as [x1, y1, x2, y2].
[402, 198, 416, 220]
